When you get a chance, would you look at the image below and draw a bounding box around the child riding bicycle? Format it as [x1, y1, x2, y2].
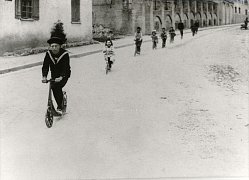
[103, 39, 115, 70]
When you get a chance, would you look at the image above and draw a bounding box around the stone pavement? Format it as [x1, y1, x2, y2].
[0, 24, 238, 75]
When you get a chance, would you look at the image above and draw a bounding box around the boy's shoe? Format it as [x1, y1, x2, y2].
[57, 108, 63, 115]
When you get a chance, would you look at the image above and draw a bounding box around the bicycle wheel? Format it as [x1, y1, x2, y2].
[45, 109, 53, 128]
[106, 62, 109, 74]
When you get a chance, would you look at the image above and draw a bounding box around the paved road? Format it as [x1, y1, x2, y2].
[0, 26, 248, 180]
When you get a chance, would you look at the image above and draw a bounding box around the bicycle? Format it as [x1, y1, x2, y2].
[103, 50, 114, 75]
[44, 79, 67, 128]
[105, 57, 111, 74]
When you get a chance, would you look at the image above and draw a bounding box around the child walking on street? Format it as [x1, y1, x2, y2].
[151, 30, 158, 50]
[169, 27, 176, 43]
[134, 27, 143, 55]
[160, 28, 167, 48]
[103, 39, 115, 71]
[177, 21, 184, 39]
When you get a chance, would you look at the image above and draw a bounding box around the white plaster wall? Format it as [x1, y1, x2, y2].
[234, 1, 249, 23]
[0, 0, 92, 52]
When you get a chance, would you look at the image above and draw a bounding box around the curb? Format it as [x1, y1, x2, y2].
[0, 40, 151, 75]
[0, 24, 239, 75]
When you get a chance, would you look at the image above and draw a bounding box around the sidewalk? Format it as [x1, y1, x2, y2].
[0, 24, 239, 75]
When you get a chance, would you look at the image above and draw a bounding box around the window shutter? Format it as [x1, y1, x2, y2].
[71, 0, 80, 22]
[32, 0, 39, 20]
[76, 0, 80, 21]
[71, 0, 76, 22]
[15, 0, 21, 19]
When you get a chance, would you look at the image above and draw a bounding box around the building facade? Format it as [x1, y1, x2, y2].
[0, 0, 92, 54]
[233, 0, 249, 23]
[93, 0, 249, 35]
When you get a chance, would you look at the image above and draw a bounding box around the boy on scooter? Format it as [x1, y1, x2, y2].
[134, 27, 143, 55]
[42, 23, 71, 115]
[151, 30, 158, 49]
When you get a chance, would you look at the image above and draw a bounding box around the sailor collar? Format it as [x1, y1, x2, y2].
[47, 50, 68, 64]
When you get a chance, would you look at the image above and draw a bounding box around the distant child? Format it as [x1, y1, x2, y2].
[169, 27, 176, 43]
[103, 39, 115, 70]
[134, 27, 143, 55]
[177, 21, 184, 39]
[151, 30, 158, 50]
[190, 24, 196, 36]
[160, 28, 167, 48]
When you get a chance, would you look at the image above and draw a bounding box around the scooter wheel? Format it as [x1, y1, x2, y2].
[106, 65, 109, 74]
[62, 92, 67, 113]
[45, 110, 53, 128]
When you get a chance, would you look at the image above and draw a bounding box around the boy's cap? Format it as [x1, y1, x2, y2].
[47, 37, 64, 45]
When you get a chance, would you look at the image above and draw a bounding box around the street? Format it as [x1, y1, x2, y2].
[0, 26, 248, 180]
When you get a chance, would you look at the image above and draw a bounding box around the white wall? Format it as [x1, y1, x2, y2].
[0, 0, 92, 53]
[234, 1, 249, 23]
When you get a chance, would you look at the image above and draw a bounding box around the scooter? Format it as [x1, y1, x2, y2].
[134, 39, 142, 56]
[44, 79, 67, 128]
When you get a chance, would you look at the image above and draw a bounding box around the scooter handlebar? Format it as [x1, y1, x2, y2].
[42, 79, 55, 83]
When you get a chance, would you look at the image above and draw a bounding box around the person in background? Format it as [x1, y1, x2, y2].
[169, 27, 176, 43]
[103, 39, 115, 70]
[160, 28, 167, 48]
[134, 27, 143, 55]
[194, 21, 199, 34]
[177, 21, 184, 39]
[151, 30, 158, 50]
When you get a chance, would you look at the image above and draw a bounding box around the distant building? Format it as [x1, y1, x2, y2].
[233, 0, 249, 23]
[92, 0, 132, 36]
[92, 0, 249, 35]
[0, 0, 92, 54]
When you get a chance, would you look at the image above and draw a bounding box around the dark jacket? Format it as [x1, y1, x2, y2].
[178, 23, 184, 30]
[42, 49, 71, 79]
[169, 29, 176, 37]
[161, 32, 167, 39]
[151, 34, 158, 42]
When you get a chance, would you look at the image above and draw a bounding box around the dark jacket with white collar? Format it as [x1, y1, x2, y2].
[42, 48, 71, 79]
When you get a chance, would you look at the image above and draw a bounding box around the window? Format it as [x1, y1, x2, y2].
[246, 9, 248, 15]
[15, 0, 39, 20]
[235, 7, 237, 13]
[154, 0, 161, 10]
[164, 1, 171, 10]
[71, 0, 80, 23]
[123, 0, 132, 9]
[93, 0, 114, 6]
[21, 0, 32, 18]
[239, 7, 241, 14]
